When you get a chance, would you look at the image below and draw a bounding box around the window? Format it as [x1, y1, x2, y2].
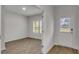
[33, 20, 42, 33]
[60, 17, 71, 32]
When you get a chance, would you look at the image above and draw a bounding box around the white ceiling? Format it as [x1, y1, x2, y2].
[4, 5, 43, 16]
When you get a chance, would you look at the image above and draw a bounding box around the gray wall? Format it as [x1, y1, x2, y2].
[4, 11, 28, 42]
[78, 7, 79, 49]
[76, 7, 79, 50]
[39, 6, 55, 53]
[0, 5, 1, 36]
[0, 5, 1, 53]
[1, 6, 6, 50]
[54, 6, 78, 49]
[27, 14, 43, 39]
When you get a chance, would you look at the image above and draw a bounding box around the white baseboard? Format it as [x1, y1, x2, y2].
[5, 36, 41, 43]
[54, 42, 79, 50]
[42, 44, 54, 54]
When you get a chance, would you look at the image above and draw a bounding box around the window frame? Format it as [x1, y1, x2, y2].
[33, 20, 42, 33]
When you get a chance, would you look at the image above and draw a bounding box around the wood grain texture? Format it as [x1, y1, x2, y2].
[48, 45, 78, 54]
[2, 38, 42, 54]
[2, 38, 78, 54]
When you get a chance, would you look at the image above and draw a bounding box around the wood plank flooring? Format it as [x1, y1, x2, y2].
[2, 38, 42, 54]
[1, 38, 78, 54]
[48, 45, 78, 54]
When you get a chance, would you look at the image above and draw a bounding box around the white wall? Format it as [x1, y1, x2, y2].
[39, 6, 55, 53]
[54, 6, 78, 49]
[4, 11, 28, 42]
[27, 14, 43, 39]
